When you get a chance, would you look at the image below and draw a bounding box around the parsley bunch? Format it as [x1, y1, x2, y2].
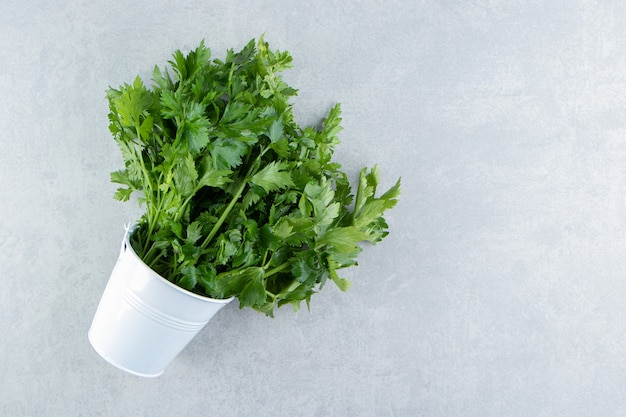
[107, 37, 400, 316]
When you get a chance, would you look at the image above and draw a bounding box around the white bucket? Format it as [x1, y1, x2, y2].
[88, 226, 233, 377]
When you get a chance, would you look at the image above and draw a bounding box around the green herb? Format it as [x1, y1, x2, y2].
[107, 37, 400, 316]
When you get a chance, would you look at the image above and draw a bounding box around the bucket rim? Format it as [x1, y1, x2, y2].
[123, 223, 235, 305]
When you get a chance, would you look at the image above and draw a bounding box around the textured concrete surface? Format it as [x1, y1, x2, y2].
[2, 1, 626, 416]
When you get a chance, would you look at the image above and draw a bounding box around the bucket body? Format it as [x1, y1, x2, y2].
[89, 226, 233, 377]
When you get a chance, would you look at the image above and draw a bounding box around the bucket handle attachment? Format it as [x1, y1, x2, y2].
[119, 222, 133, 258]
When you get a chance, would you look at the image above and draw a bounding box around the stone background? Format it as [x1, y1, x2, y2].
[1, 1, 625, 416]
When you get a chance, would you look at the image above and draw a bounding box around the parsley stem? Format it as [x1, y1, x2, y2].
[199, 148, 267, 250]
[264, 261, 290, 278]
[276, 277, 303, 298]
[200, 180, 247, 250]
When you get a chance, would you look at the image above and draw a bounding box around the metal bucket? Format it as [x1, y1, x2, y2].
[88, 226, 233, 377]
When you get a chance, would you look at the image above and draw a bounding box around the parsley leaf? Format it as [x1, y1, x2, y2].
[249, 161, 294, 194]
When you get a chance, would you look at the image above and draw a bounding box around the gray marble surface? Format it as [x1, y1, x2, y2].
[1, 1, 626, 416]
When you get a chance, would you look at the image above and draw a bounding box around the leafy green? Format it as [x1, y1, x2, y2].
[107, 37, 400, 316]
[249, 161, 294, 193]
